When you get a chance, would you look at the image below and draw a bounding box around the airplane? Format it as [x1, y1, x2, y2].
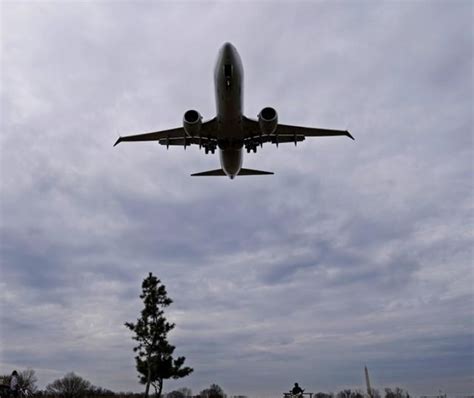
[114, 42, 354, 179]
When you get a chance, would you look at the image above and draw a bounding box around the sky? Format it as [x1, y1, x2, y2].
[0, 1, 473, 397]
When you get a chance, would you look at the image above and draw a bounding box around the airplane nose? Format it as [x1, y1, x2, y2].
[221, 42, 235, 59]
[222, 42, 234, 51]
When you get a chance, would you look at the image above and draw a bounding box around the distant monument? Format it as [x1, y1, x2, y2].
[365, 366, 373, 398]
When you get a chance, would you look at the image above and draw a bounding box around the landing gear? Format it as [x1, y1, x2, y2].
[245, 142, 258, 153]
[204, 143, 216, 154]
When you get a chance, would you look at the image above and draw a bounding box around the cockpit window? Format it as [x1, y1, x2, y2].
[224, 64, 233, 79]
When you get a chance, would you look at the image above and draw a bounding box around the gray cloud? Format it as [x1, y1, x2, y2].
[1, 1, 473, 397]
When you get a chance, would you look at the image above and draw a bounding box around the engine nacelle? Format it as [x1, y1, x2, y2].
[258, 107, 278, 135]
[183, 110, 202, 137]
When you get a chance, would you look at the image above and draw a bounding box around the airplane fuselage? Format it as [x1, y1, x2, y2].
[214, 43, 245, 179]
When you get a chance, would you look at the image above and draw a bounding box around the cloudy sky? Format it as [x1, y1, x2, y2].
[1, 1, 473, 396]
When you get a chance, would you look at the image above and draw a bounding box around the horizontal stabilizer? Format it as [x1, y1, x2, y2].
[238, 168, 274, 175]
[191, 169, 226, 176]
[191, 168, 274, 177]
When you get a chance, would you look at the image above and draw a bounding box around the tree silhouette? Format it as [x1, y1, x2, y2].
[337, 391, 352, 398]
[19, 369, 39, 393]
[336, 391, 364, 398]
[314, 394, 333, 398]
[384, 388, 410, 398]
[199, 384, 226, 398]
[125, 273, 193, 398]
[46, 372, 92, 398]
[167, 391, 187, 398]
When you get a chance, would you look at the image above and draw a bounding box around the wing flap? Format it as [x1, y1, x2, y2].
[244, 135, 306, 145]
[158, 137, 215, 146]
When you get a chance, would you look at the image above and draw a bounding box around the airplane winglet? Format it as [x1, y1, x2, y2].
[346, 130, 355, 140]
[114, 137, 122, 147]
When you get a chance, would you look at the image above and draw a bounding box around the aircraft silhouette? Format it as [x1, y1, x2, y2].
[114, 42, 354, 179]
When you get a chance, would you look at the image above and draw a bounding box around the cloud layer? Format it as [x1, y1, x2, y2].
[1, 1, 472, 396]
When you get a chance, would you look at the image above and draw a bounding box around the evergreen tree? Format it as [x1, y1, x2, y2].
[125, 273, 193, 398]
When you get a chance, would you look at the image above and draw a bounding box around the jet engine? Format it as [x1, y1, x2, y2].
[183, 110, 202, 136]
[258, 107, 278, 135]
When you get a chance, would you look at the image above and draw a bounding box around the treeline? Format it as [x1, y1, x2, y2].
[315, 390, 411, 398]
[1, 370, 411, 398]
[0, 372, 229, 398]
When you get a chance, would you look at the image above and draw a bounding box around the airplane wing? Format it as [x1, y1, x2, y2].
[242, 117, 353, 145]
[274, 123, 354, 140]
[113, 118, 218, 147]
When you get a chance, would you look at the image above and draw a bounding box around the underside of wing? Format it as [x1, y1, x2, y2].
[242, 117, 353, 148]
[114, 126, 185, 146]
[238, 168, 274, 175]
[275, 123, 354, 140]
[114, 118, 218, 147]
[158, 137, 214, 146]
[191, 169, 226, 176]
[247, 135, 307, 145]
